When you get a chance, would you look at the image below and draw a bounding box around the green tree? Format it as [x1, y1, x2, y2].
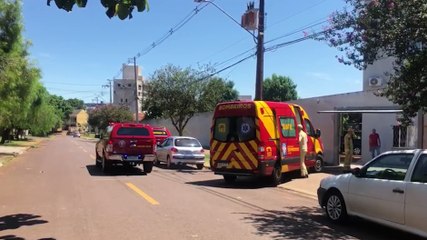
[142, 64, 210, 135]
[318, 0, 426, 123]
[0, 0, 42, 143]
[263, 74, 298, 101]
[66, 98, 85, 110]
[88, 105, 133, 130]
[199, 77, 239, 111]
[25, 84, 62, 136]
[49, 95, 73, 122]
[47, 0, 149, 20]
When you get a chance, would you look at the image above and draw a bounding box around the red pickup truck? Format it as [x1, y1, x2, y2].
[95, 123, 156, 173]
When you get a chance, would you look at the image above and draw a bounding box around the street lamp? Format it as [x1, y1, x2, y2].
[194, 0, 265, 100]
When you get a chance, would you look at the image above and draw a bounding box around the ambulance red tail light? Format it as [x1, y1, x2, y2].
[171, 147, 178, 153]
[258, 142, 266, 160]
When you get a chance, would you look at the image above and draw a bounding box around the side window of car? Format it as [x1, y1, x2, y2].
[304, 119, 315, 137]
[361, 153, 413, 181]
[411, 154, 427, 183]
[161, 139, 170, 147]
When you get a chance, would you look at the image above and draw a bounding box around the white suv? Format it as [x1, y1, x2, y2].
[318, 149, 427, 238]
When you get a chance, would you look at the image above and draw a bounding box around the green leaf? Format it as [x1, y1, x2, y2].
[133, 0, 145, 12]
[106, 5, 116, 18]
[101, 0, 115, 8]
[76, 0, 87, 7]
[54, 0, 65, 8]
[117, 3, 129, 20]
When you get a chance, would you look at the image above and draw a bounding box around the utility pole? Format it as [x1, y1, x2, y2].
[254, 0, 265, 101]
[133, 57, 139, 123]
[102, 79, 113, 104]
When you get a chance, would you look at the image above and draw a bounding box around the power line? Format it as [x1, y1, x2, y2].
[265, 18, 328, 44]
[43, 81, 102, 87]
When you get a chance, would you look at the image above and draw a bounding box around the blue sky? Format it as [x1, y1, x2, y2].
[22, 0, 362, 103]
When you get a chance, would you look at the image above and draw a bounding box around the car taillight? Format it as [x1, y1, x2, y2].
[258, 143, 266, 160]
[171, 147, 178, 153]
[200, 149, 205, 153]
[106, 140, 113, 153]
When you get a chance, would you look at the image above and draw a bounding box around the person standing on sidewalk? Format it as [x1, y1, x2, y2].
[369, 128, 381, 158]
[344, 127, 355, 171]
[298, 124, 309, 178]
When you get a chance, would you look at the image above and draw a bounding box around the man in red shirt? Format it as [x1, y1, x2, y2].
[369, 128, 381, 158]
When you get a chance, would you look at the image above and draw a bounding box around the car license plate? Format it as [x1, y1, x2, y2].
[125, 156, 139, 161]
[216, 162, 228, 168]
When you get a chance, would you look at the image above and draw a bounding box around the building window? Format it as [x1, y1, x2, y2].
[138, 85, 142, 90]
[121, 99, 123, 103]
[128, 84, 131, 87]
[113, 90, 116, 94]
[138, 92, 141, 96]
[125, 99, 128, 103]
[118, 83, 121, 87]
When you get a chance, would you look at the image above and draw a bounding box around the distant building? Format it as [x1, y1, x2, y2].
[113, 64, 144, 118]
[68, 109, 89, 132]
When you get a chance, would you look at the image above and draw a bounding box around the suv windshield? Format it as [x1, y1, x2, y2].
[175, 138, 201, 147]
[116, 127, 150, 136]
[213, 117, 256, 142]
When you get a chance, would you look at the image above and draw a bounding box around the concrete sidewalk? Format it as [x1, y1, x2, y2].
[0, 137, 46, 167]
[278, 164, 364, 199]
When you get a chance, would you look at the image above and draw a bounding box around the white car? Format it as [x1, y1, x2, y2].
[155, 136, 205, 169]
[317, 149, 427, 238]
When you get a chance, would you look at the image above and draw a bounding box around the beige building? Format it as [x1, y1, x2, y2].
[68, 109, 89, 132]
[113, 64, 144, 117]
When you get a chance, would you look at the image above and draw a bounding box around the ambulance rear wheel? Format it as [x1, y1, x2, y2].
[271, 162, 282, 186]
[223, 175, 236, 184]
[313, 156, 323, 173]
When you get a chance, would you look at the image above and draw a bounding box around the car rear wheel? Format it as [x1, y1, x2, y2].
[270, 162, 282, 186]
[196, 164, 204, 170]
[223, 175, 236, 184]
[143, 162, 153, 173]
[325, 191, 348, 223]
[166, 156, 173, 169]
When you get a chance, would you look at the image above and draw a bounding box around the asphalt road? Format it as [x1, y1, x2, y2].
[0, 135, 423, 240]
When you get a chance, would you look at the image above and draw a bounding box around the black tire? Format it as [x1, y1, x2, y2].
[196, 164, 204, 170]
[102, 154, 110, 173]
[325, 190, 348, 223]
[223, 175, 237, 184]
[154, 155, 160, 166]
[313, 156, 323, 173]
[270, 162, 282, 186]
[143, 161, 153, 173]
[95, 152, 102, 168]
[166, 156, 174, 169]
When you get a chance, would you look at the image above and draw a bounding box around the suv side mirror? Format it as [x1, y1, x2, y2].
[315, 129, 321, 138]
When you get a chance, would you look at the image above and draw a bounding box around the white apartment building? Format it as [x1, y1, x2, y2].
[113, 64, 144, 118]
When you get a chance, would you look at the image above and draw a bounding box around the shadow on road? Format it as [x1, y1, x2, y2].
[0, 214, 48, 231]
[85, 165, 147, 177]
[186, 175, 289, 189]
[238, 206, 423, 240]
[0, 236, 56, 240]
[155, 163, 204, 173]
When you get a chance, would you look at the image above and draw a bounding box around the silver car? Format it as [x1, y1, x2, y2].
[155, 136, 205, 169]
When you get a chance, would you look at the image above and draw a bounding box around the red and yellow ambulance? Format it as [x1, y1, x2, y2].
[210, 100, 324, 185]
